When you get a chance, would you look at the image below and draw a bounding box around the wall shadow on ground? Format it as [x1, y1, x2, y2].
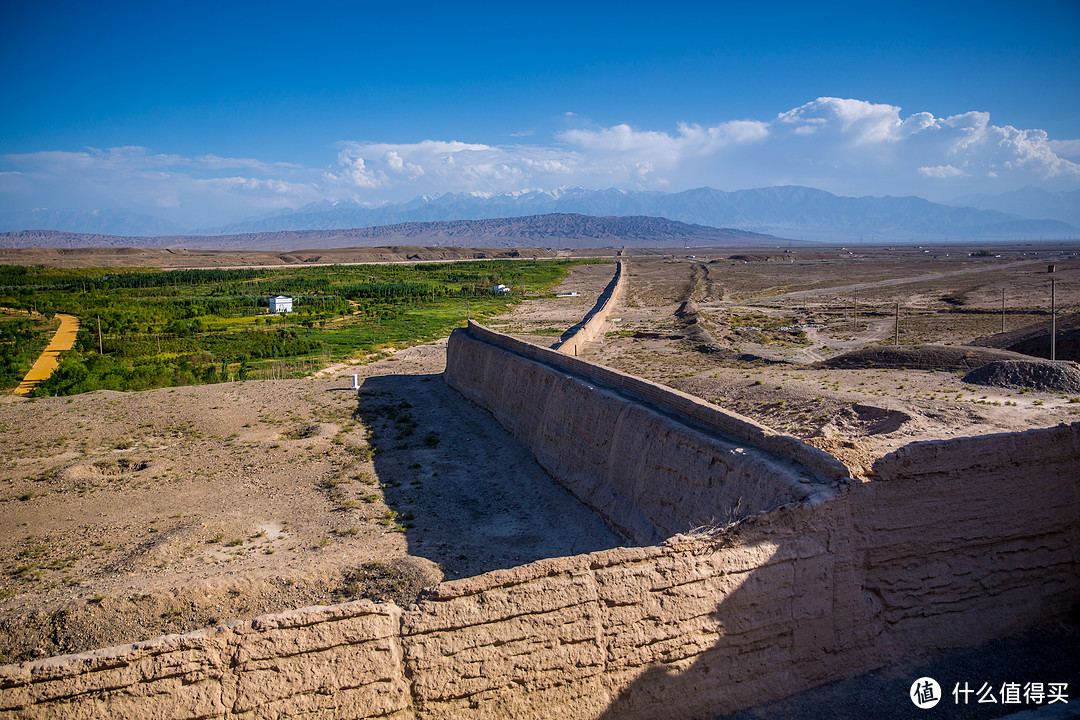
[352, 373, 626, 580]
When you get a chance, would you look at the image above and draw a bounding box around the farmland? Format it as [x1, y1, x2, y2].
[0, 259, 597, 395]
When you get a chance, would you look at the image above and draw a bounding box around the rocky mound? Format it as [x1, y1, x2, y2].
[818, 345, 1030, 372]
[963, 360, 1080, 393]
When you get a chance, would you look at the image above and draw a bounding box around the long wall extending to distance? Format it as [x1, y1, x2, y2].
[553, 261, 626, 356]
[2, 324, 1078, 720]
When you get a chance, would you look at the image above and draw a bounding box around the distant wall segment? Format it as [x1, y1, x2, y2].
[553, 261, 625, 356]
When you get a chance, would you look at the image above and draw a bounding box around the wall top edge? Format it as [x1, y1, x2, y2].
[871, 420, 1080, 479]
[0, 598, 400, 678]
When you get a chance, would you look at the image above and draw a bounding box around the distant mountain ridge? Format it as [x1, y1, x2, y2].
[952, 187, 1080, 228]
[203, 185, 1078, 241]
[3, 185, 1077, 240]
[0, 213, 783, 251]
[0, 208, 184, 237]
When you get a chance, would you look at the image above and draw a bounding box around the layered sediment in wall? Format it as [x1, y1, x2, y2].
[3, 325, 1078, 720]
[0, 601, 411, 720]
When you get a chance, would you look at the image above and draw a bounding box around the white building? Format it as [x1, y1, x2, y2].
[269, 295, 293, 314]
[493, 284, 511, 295]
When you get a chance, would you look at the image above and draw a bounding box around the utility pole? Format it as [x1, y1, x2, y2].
[97, 315, 103, 355]
[853, 289, 858, 333]
[894, 303, 900, 346]
[1001, 288, 1006, 334]
[1051, 279, 1057, 361]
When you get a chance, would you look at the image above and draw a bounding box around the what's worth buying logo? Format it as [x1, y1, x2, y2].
[911, 677, 942, 709]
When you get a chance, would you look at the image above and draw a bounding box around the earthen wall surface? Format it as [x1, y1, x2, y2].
[2, 326, 1077, 720]
[457, 322, 848, 484]
[444, 324, 839, 542]
[554, 261, 625, 356]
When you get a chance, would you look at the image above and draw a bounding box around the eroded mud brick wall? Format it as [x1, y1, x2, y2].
[0, 601, 410, 720]
[396, 422, 1080, 719]
[445, 323, 845, 542]
[854, 424, 1080, 651]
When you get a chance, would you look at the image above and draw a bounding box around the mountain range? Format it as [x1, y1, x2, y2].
[952, 187, 1080, 228]
[198, 185, 1078, 240]
[1, 186, 1077, 241]
[0, 214, 782, 251]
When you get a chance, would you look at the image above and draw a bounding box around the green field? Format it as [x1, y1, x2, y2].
[0, 259, 598, 396]
[0, 313, 59, 389]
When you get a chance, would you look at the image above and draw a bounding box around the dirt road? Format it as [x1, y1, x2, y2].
[12, 313, 80, 396]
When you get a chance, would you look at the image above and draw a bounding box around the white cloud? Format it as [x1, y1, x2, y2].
[918, 164, 967, 178]
[325, 140, 584, 197]
[2, 98, 1078, 229]
[776, 97, 902, 145]
[192, 154, 304, 171]
[0, 146, 325, 227]
[1048, 138, 1080, 160]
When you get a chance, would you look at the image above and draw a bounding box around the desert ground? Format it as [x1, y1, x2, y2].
[492, 247, 1080, 475]
[1, 243, 1078, 666]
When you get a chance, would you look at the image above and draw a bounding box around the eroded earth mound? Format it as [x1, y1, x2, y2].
[819, 345, 1029, 372]
[963, 359, 1080, 393]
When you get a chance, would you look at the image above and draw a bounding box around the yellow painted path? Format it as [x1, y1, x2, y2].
[13, 314, 80, 396]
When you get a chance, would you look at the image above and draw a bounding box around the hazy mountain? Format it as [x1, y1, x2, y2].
[952, 187, 1080, 228]
[0, 208, 183, 236]
[205, 186, 1078, 240]
[0, 213, 783, 251]
[5, 186, 1076, 240]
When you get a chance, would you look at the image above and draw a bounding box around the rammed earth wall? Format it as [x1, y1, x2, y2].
[2, 324, 1078, 719]
[554, 261, 626, 357]
[444, 322, 845, 543]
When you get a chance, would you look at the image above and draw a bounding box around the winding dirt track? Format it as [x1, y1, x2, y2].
[12, 314, 80, 396]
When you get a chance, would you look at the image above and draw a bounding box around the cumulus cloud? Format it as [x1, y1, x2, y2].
[2, 98, 1078, 229]
[325, 140, 579, 197]
[0, 146, 324, 227]
[323, 98, 1075, 202]
[776, 97, 903, 144]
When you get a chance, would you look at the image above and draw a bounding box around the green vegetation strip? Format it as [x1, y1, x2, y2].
[0, 314, 59, 389]
[0, 259, 599, 396]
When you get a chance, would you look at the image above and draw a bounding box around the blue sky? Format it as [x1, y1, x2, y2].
[2, 0, 1079, 229]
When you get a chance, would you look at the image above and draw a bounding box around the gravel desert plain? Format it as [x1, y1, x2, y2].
[1, 242, 1078, 717]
